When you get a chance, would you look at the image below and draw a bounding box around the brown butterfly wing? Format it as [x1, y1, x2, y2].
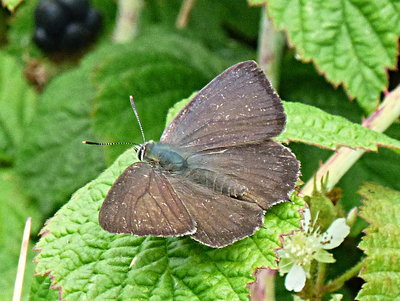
[99, 162, 196, 236]
[165, 175, 265, 248]
[185, 140, 300, 210]
[160, 61, 286, 151]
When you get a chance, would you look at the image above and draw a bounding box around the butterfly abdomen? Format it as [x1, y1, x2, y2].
[185, 168, 247, 198]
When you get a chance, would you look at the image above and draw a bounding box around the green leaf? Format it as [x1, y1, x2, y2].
[0, 51, 37, 163]
[2, 0, 23, 11]
[33, 148, 304, 300]
[280, 102, 400, 151]
[92, 28, 228, 163]
[30, 275, 58, 301]
[357, 183, 400, 300]
[0, 169, 40, 300]
[259, 0, 400, 112]
[163, 94, 400, 151]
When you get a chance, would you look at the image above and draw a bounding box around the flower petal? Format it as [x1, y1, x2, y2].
[284, 264, 306, 292]
[320, 218, 350, 249]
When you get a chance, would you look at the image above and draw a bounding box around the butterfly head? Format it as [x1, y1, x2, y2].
[136, 141, 155, 162]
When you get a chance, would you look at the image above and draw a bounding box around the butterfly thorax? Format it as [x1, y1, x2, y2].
[139, 141, 188, 172]
[139, 142, 249, 199]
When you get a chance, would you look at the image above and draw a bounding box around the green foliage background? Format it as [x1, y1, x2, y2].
[0, 0, 399, 300]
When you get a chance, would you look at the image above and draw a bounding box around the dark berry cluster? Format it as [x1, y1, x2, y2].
[33, 0, 102, 52]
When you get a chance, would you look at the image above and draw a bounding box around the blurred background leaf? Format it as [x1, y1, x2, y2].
[0, 51, 37, 164]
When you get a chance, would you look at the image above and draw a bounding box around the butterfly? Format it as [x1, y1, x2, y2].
[96, 61, 300, 248]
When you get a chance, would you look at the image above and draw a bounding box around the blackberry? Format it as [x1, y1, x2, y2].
[33, 27, 58, 51]
[33, 0, 102, 53]
[58, 0, 90, 21]
[60, 23, 90, 50]
[35, 0, 69, 36]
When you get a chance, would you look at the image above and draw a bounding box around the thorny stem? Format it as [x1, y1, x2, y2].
[322, 260, 364, 294]
[176, 0, 197, 29]
[301, 85, 400, 196]
[113, 0, 143, 43]
[257, 6, 285, 89]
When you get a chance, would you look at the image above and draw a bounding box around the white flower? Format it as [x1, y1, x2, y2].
[278, 208, 350, 292]
[285, 264, 306, 292]
[319, 218, 350, 249]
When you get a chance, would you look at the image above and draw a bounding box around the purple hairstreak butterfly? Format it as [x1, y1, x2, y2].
[85, 61, 300, 248]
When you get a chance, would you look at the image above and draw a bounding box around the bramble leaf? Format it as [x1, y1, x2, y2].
[249, 0, 400, 112]
[30, 274, 58, 301]
[280, 102, 400, 151]
[33, 149, 304, 300]
[357, 183, 400, 300]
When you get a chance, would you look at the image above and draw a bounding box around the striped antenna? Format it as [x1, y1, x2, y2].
[130, 96, 146, 143]
[82, 141, 140, 149]
[82, 141, 137, 146]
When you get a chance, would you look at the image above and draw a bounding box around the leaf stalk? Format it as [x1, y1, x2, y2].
[301, 85, 400, 195]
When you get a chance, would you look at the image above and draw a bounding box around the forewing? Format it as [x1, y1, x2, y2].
[166, 175, 265, 248]
[186, 140, 300, 210]
[99, 162, 196, 236]
[161, 61, 285, 150]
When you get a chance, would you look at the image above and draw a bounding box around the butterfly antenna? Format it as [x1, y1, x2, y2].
[130, 96, 146, 143]
[82, 141, 140, 150]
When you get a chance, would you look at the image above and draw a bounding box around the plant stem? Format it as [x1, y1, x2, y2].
[322, 260, 364, 293]
[176, 0, 197, 29]
[301, 85, 400, 196]
[250, 269, 276, 301]
[257, 6, 285, 89]
[12, 217, 32, 301]
[113, 0, 143, 43]
[315, 262, 327, 297]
